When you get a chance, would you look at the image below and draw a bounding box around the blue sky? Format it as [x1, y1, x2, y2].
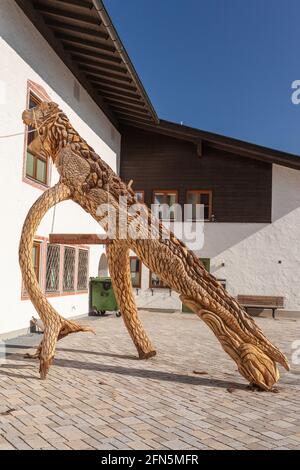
[104, 0, 300, 155]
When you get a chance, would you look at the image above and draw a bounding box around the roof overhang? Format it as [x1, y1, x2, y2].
[15, 0, 159, 128]
[121, 119, 300, 170]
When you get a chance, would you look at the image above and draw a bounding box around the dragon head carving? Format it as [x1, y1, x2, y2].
[22, 101, 59, 129]
[22, 101, 69, 159]
[22, 101, 133, 202]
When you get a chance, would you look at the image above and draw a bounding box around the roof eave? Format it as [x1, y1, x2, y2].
[120, 119, 300, 170]
[91, 0, 159, 125]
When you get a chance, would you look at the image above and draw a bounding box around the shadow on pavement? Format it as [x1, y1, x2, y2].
[1, 351, 246, 391]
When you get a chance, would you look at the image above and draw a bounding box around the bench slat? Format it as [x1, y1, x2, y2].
[237, 295, 284, 308]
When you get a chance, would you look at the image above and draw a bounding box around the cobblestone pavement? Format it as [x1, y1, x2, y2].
[0, 311, 299, 450]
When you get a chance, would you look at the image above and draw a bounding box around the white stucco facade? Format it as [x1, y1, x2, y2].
[134, 164, 300, 314]
[0, 1, 120, 336]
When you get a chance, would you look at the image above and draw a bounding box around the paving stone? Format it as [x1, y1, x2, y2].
[22, 435, 49, 450]
[4, 435, 31, 450]
[0, 312, 299, 450]
[0, 441, 15, 450]
[55, 425, 89, 441]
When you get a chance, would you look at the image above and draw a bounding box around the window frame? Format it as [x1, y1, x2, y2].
[22, 239, 90, 300]
[45, 244, 61, 294]
[32, 241, 41, 284]
[129, 256, 142, 288]
[77, 248, 89, 292]
[149, 271, 169, 289]
[152, 189, 179, 221]
[25, 92, 48, 186]
[134, 190, 145, 203]
[186, 190, 213, 222]
[21, 237, 44, 298]
[63, 246, 76, 293]
[22, 82, 52, 191]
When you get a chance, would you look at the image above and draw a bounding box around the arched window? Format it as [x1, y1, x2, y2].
[98, 253, 108, 277]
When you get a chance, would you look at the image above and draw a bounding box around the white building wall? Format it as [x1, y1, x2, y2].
[0, 0, 120, 336]
[135, 164, 300, 313]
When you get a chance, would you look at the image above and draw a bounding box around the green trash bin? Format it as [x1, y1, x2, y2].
[89, 276, 121, 317]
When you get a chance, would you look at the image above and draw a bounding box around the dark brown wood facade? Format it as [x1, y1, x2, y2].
[120, 125, 272, 223]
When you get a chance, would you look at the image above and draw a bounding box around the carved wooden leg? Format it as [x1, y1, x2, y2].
[38, 325, 61, 380]
[107, 242, 156, 359]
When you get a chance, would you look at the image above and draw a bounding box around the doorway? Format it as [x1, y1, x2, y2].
[98, 252, 108, 277]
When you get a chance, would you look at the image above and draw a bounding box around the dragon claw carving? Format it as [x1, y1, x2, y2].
[181, 297, 289, 391]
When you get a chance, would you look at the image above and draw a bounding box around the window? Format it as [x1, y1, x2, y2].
[22, 241, 41, 296]
[32, 242, 41, 283]
[153, 190, 178, 220]
[186, 190, 212, 221]
[149, 272, 168, 288]
[25, 92, 48, 185]
[134, 191, 145, 203]
[77, 249, 89, 291]
[46, 245, 60, 293]
[63, 247, 76, 292]
[22, 240, 90, 299]
[130, 257, 141, 288]
[200, 258, 210, 272]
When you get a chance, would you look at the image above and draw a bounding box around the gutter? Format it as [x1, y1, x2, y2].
[92, 0, 159, 124]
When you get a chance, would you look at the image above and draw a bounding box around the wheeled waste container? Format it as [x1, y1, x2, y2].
[89, 276, 121, 317]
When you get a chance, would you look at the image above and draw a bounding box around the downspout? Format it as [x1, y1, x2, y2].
[91, 0, 159, 125]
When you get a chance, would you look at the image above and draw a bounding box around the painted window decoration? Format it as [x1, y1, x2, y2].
[32, 241, 41, 283]
[77, 249, 89, 291]
[63, 247, 76, 292]
[25, 92, 48, 185]
[186, 190, 212, 221]
[153, 190, 178, 221]
[149, 272, 169, 288]
[45, 244, 60, 293]
[130, 257, 141, 288]
[134, 191, 145, 203]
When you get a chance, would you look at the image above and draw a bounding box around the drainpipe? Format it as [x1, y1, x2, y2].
[91, 0, 159, 125]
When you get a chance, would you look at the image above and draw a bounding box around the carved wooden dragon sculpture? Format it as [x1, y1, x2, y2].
[19, 101, 289, 389]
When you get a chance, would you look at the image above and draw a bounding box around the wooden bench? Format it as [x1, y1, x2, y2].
[237, 295, 284, 319]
